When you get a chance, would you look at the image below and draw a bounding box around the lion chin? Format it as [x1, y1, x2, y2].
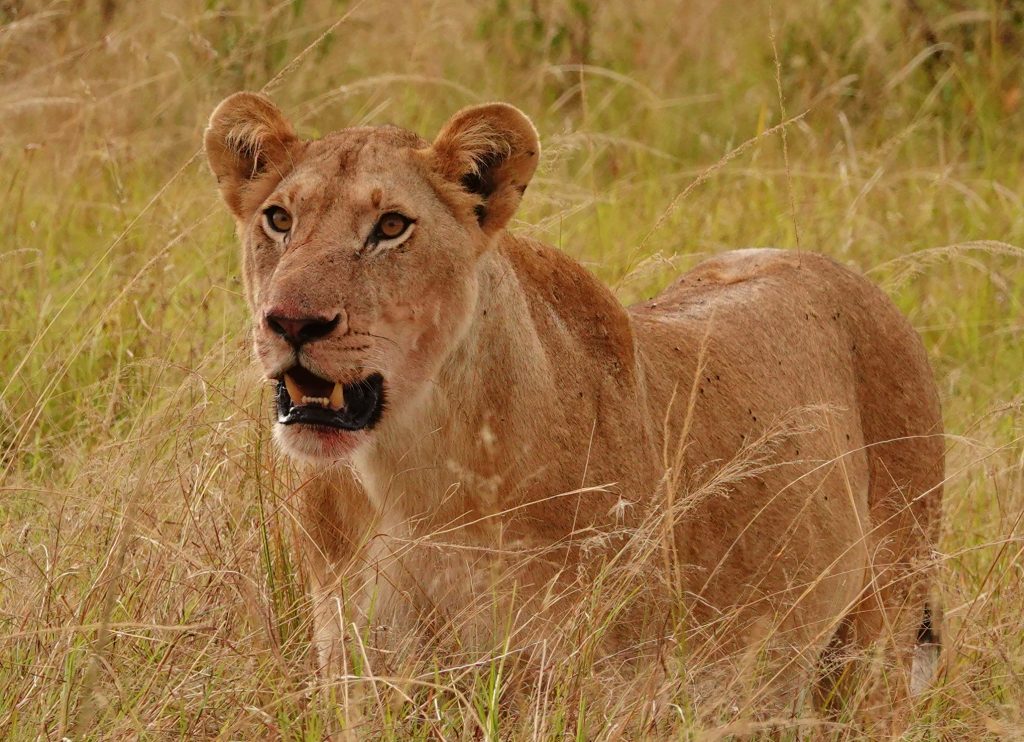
[272, 424, 368, 464]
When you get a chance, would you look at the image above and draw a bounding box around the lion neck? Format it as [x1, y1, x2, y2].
[349, 232, 646, 531]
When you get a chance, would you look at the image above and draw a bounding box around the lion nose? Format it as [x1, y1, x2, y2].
[265, 312, 341, 347]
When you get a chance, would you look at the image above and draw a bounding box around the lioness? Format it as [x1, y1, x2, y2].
[205, 93, 943, 720]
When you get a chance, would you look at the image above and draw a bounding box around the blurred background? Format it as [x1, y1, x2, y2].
[1, 1, 1022, 738]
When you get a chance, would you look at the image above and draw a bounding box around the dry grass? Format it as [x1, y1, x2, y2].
[1, 0, 1023, 738]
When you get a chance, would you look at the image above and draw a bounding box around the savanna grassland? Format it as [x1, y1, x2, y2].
[1, 1, 1023, 739]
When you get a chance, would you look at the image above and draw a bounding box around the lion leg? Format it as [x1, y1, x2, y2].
[815, 539, 938, 734]
[307, 571, 348, 674]
[830, 264, 944, 730]
[295, 468, 383, 676]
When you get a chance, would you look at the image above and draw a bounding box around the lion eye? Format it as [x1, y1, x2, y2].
[264, 205, 293, 233]
[374, 212, 412, 241]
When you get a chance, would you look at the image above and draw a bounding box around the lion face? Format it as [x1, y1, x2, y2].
[205, 94, 539, 461]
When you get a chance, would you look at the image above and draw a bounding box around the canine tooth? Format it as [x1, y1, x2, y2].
[329, 382, 345, 411]
[284, 375, 303, 405]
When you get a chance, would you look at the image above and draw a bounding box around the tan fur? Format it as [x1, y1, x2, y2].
[206, 93, 943, 721]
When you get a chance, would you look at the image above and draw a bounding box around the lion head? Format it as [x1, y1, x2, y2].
[205, 93, 540, 461]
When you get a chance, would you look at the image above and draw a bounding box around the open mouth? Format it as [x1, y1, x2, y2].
[275, 366, 385, 431]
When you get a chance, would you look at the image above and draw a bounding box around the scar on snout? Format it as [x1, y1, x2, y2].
[371, 187, 383, 208]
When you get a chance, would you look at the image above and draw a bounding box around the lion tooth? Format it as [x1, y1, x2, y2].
[284, 375, 303, 405]
[329, 382, 345, 411]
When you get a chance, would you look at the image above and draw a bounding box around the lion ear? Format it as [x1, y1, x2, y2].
[204, 92, 300, 219]
[429, 103, 540, 235]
